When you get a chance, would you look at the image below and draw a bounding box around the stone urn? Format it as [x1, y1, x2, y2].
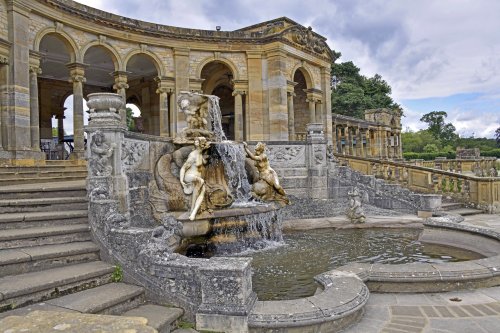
[87, 93, 124, 113]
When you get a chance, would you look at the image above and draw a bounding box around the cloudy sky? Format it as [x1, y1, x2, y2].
[72, 0, 499, 138]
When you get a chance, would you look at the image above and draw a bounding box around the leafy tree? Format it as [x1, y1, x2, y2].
[401, 130, 438, 153]
[331, 61, 400, 119]
[419, 111, 458, 145]
[126, 107, 135, 131]
[423, 143, 439, 153]
[496, 127, 500, 147]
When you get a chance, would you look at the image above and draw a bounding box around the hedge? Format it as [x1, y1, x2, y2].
[403, 151, 456, 160]
[481, 149, 500, 158]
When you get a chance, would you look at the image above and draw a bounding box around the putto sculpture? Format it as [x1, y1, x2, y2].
[89, 131, 115, 176]
[346, 187, 365, 223]
[243, 142, 290, 205]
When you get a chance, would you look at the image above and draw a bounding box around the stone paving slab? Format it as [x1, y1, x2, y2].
[0, 310, 156, 333]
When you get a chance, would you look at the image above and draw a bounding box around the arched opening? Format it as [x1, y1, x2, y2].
[83, 45, 116, 91]
[125, 102, 141, 132]
[201, 61, 235, 140]
[38, 33, 75, 159]
[126, 53, 160, 135]
[293, 68, 310, 137]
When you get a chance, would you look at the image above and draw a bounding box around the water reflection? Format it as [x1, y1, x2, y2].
[227, 228, 483, 301]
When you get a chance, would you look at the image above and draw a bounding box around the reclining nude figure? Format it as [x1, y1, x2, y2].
[243, 142, 289, 205]
[180, 137, 210, 220]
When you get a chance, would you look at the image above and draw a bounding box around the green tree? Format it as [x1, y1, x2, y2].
[126, 107, 135, 131]
[331, 61, 400, 118]
[423, 143, 439, 153]
[401, 130, 438, 152]
[496, 127, 500, 147]
[419, 111, 458, 145]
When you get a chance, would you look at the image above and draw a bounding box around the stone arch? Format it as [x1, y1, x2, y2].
[123, 50, 164, 76]
[291, 64, 314, 89]
[34, 28, 78, 62]
[80, 41, 122, 70]
[196, 57, 240, 81]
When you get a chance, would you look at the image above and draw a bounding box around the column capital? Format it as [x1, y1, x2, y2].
[29, 65, 42, 75]
[66, 62, 88, 71]
[232, 90, 246, 96]
[0, 56, 8, 65]
[287, 91, 296, 97]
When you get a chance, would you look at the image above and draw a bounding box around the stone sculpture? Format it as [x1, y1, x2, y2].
[175, 92, 214, 143]
[89, 131, 115, 176]
[346, 187, 365, 223]
[180, 137, 211, 220]
[243, 142, 290, 205]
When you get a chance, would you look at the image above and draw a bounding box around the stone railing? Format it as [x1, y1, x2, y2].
[407, 158, 497, 177]
[336, 154, 500, 213]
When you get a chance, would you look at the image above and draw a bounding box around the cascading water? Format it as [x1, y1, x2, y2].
[206, 95, 252, 202]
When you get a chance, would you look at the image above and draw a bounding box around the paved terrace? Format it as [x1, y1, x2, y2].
[343, 214, 500, 333]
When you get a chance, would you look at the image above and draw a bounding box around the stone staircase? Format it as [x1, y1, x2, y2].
[440, 201, 484, 216]
[0, 161, 88, 186]
[0, 180, 189, 333]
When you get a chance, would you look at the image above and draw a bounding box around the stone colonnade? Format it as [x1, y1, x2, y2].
[332, 110, 403, 160]
[0, 1, 334, 163]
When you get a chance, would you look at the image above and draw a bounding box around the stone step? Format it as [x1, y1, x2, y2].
[44, 282, 145, 315]
[0, 224, 91, 249]
[447, 208, 485, 216]
[172, 329, 200, 333]
[0, 261, 114, 312]
[0, 241, 100, 277]
[122, 304, 184, 333]
[0, 180, 86, 200]
[0, 175, 87, 186]
[0, 210, 88, 230]
[0, 197, 88, 214]
[441, 202, 464, 211]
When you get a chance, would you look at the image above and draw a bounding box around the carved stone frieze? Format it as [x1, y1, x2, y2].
[289, 26, 326, 54]
[122, 139, 148, 171]
[266, 145, 305, 167]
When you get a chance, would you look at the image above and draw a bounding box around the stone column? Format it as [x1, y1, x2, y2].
[174, 48, 190, 130]
[321, 66, 333, 144]
[307, 98, 316, 123]
[55, 113, 65, 160]
[232, 90, 245, 141]
[112, 71, 129, 127]
[266, 48, 288, 140]
[29, 65, 41, 151]
[315, 100, 322, 123]
[246, 51, 265, 141]
[358, 128, 365, 157]
[287, 91, 295, 140]
[168, 90, 176, 137]
[67, 63, 87, 160]
[0, 57, 8, 151]
[6, 2, 31, 153]
[398, 132, 403, 158]
[155, 77, 170, 137]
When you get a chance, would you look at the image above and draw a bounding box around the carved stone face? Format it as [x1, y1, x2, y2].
[255, 142, 266, 154]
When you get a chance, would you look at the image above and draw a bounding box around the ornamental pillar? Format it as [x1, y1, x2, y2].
[29, 65, 41, 151]
[169, 90, 176, 137]
[67, 63, 87, 159]
[155, 76, 174, 137]
[315, 100, 322, 123]
[0, 56, 9, 151]
[112, 71, 129, 127]
[287, 91, 295, 140]
[232, 90, 245, 142]
[307, 98, 316, 123]
[55, 112, 65, 160]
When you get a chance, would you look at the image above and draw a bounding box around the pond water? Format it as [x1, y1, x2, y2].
[226, 228, 484, 301]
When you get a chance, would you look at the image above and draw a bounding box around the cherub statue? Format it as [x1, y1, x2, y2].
[243, 142, 289, 205]
[346, 187, 365, 223]
[90, 131, 115, 176]
[179, 137, 210, 220]
[179, 97, 207, 131]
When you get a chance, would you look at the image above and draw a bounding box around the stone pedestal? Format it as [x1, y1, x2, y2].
[306, 123, 328, 199]
[85, 92, 129, 213]
[196, 257, 256, 333]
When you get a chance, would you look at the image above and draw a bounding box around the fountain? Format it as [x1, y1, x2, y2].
[84, 92, 500, 333]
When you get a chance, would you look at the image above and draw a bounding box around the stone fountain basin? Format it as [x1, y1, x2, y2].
[173, 203, 280, 237]
[246, 217, 500, 332]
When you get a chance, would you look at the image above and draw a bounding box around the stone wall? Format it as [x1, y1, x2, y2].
[0, 0, 8, 41]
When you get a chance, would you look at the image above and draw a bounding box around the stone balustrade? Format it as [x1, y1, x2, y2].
[336, 154, 500, 213]
[408, 158, 497, 176]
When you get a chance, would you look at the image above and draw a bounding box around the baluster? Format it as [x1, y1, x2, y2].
[452, 176, 459, 194]
[402, 167, 409, 185]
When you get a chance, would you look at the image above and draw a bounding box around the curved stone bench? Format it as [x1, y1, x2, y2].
[248, 271, 369, 332]
[335, 220, 500, 293]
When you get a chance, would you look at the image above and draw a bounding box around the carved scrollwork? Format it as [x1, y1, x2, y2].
[290, 26, 326, 54]
[122, 140, 147, 171]
[266, 146, 304, 165]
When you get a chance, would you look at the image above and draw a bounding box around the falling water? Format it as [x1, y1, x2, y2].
[215, 142, 252, 202]
[206, 95, 251, 201]
[207, 95, 226, 142]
